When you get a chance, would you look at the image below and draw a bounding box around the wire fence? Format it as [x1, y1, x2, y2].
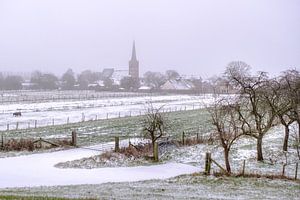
[0, 91, 158, 104]
[0, 102, 204, 132]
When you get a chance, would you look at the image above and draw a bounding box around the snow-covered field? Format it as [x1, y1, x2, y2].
[0, 94, 219, 131]
[0, 139, 199, 188]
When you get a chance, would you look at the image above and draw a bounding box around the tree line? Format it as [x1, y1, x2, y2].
[0, 69, 204, 91]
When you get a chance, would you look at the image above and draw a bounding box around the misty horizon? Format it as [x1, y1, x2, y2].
[0, 0, 299, 78]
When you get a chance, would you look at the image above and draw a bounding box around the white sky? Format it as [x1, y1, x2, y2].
[0, 0, 299, 78]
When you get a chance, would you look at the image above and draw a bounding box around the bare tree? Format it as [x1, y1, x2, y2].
[281, 70, 300, 140]
[209, 98, 243, 173]
[165, 70, 180, 80]
[142, 105, 169, 159]
[291, 126, 300, 160]
[225, 62, 276, 161]
[264, 77, 295, 151]
[61, 69, 76, 90]
[143, 71, 166, 90]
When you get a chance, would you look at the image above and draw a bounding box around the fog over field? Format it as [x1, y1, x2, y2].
[0, 1, 299, 199]
[0, 0, 299, 77]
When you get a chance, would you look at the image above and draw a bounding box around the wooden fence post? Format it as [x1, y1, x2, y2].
[39, 137, 42, 148]
[295, 163, 298, 180]
[81, 113, 85, 122]
[1, 134, 4, 149]
[67, 117, 69, 124]
[282, 164, 286, 177]
[154, 142, 159, 162]
[182, 131, 185, 145]
[16, 122, 19, 130]
[7, 124, 9, 131]
[115, 136, 120, 152]
[72, 131, 77, 146]
[106, 113, 108, 120]
[204, 152, 211, 175]
[242, 160, 246, 176]
[34, 120, 37, 128]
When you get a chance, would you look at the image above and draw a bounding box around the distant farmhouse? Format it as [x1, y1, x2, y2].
[161, 78, 194, 91]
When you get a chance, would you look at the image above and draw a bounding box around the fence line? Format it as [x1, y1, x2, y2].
[0, 103, 203, 132]
[0, 92, 158, 104]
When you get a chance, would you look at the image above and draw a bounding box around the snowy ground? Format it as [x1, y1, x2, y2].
[0, 94, 299, 199]
[54, 126, 300, 178]
[1, 175, 298, 200]
[0, 138, 199, 188]
[0, 94, 219, 131]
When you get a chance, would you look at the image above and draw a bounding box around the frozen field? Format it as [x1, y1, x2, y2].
[0, 94, 219, 131]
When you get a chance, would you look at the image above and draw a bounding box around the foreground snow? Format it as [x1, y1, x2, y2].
[0, 142, 199, 188]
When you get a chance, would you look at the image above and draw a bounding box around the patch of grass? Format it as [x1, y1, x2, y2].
[1, 109, 211, 147]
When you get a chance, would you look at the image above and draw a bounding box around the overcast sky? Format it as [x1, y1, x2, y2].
[0, 0, 299, 78]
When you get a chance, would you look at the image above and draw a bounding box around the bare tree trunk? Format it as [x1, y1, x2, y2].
[224, 149, 231, 173]
[152, 141, 155, 158]
[257, 136, 264, 161]
[283, 125, 289, 151]
[298, 121, 300, 141]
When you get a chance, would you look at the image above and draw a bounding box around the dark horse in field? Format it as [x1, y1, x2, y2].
[13, 112, 22, 117]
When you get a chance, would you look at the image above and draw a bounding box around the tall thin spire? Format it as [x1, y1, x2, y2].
[129, 40, 139, 78]
[131, 41, 137, 61]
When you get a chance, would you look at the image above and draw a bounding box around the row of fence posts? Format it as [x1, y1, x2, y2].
[204, 152, 298, 180]
[0, 93, 153, 104]
[1, 128, 298, 180]
[3, 105, 199, 131]
[0, 130, 78, 150]
[6, 120, 38, 131]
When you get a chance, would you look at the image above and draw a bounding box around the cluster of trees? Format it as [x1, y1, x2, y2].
[0, 74, 24, 90]
[210, 61, 300, 173]
[0, 69, 192, 91]
[0, 67, 229, 93]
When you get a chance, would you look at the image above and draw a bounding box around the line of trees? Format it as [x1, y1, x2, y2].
[209, 61, 299, 173]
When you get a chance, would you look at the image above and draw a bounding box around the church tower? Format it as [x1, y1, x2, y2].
[129, 41, 139, 78]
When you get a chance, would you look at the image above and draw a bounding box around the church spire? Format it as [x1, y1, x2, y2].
[131, 41, 137, 61]
[129, 40, 139, 78]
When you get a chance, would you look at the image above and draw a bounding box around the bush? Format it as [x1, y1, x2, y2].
[119, 143, 152, 158]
